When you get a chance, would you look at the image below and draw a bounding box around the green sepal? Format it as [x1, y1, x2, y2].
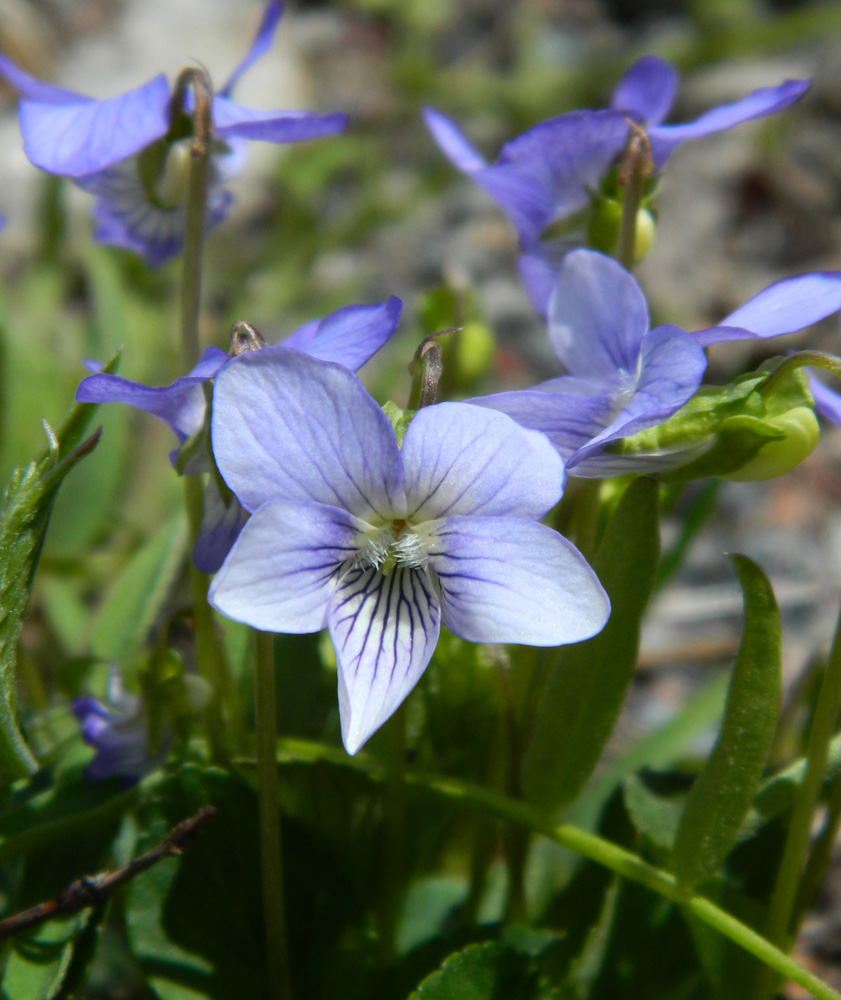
[382, 400, 416, 447]
[672, 555, 782, 890]
[613, 362, 819, 482]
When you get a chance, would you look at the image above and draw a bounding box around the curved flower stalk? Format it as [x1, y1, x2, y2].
[0, 1, 347, 264]
[73, 666, 160, 783]
[77, 297, 403, 571]
[424, 55, 809, 313]
[470, 250, 841, 478]
[207, 350, 610, 754]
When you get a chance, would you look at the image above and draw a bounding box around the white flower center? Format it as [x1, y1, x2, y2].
[356, 519, 432, 574]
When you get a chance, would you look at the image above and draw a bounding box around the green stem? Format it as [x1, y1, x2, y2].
[751, 603, 841, 1000]
[379, 704, 407, 966]
[254, 630, 292, 1000]
[793, 773, 841, 925]
[616, 125, 652, 272]
[175, 67, 214, 372]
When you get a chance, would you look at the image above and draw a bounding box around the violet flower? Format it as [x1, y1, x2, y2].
[77, 297, 403, 571]
[424, 55, 809, 313]
[0, 1, 346, 265]
[207, 350, 610, 754]
[73, 666, 159, 783]
[470, 250, 708, 477]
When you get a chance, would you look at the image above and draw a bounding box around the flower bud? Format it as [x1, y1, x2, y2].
[587, 195, 655, 263]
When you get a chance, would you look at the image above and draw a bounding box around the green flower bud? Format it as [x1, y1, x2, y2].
[452, 320, 495, 386]
[587, 194, 656, 263]
[612, 363, 819, 482]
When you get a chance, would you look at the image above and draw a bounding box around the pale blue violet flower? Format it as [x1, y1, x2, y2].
[77, 297, 403, 571]
[0, 1, 346, 265]
[470, 251, 841, 477]
[424, 55, 809, 313]
[207, 350, 610, 754]
[73, 665, 160, 784]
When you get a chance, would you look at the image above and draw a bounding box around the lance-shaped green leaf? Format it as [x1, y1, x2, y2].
[672, 555, 782, 890]
[0, 372, 117, 784]
[522, 476, 660, 816]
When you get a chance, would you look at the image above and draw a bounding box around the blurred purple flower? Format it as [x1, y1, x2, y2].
[425, 55, 809, 313]
[470, 252, 841, 477]
[0, 1, 346, 264]
[469, 250, 707, 477]
[208, 350, 610, 754]
[73, 666, 160, 784]
[77, 297, 403, 572]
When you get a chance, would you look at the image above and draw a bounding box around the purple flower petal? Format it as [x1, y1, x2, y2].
[423, 106, 488, 173]
[76, 346, 227, 442]
[212, 97, 347, 143]
[210, 499, 364, 632]
[810, 373, 841, 426]
[211, 350, 405, 518]
[77, 154, 233, 266]
[518, 248, 560, 318]
[548, 249, 649, 380]
[693, 271, 841, 346]
[219, 0, 284, 98]
[281, 297, 403, 371]
[467, 386, 619, 460]
[193, 478, 250, 575]
[329, 564, 441, 754]
[649, 78, 810, 166]
[430, 517, 610, 645]
[401, 402, 565, 521]
[18, 75, 171, 176]
[567, 324, 707, 466]
[0, 52, 85, 104]
[611, 55, 679, 126]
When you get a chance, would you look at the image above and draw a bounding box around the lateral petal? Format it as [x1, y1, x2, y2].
[402, 402, 565, 521]
[213, 97, 347, 143]
[430, 516, 610, 645]
[209, 499, 365, 632]
[211, 349, 405, 518]
[330, 565, 441, 754]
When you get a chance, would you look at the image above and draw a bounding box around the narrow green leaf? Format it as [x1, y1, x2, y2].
[672, 555, 782, 890]
[90, 508, 188, 663]
[0, 407, 109, 783]
[522, 477, 660, 815]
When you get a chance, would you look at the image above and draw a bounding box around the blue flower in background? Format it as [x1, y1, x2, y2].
[0, 1, 347, 264]
[76, 297, 404, 572]
[470, 251, 841, 477]
[73, 666, 159, 784]
[208, 350, 610, 754]
[425, 55, 809, 313]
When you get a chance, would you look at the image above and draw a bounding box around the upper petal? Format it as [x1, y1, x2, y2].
[649, 78, 810, 166]
[75, 346, 227, 442]
[402, 402, 565, 521]
[548, 249, 650, 380]
[329, 565, 441, 754]
[423, 106, 489, 174]
[693, 271, 841, 346]
[219, 0, 284, 97]
[430, 516, 610, 645]
[281, 297, 403, 371]
[211, 349, 405, 518]
[19, 75, 171, 176]
[209, 499, 365, 632]
[611, 55, 679, 126]
[212, 97, 347, 143]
